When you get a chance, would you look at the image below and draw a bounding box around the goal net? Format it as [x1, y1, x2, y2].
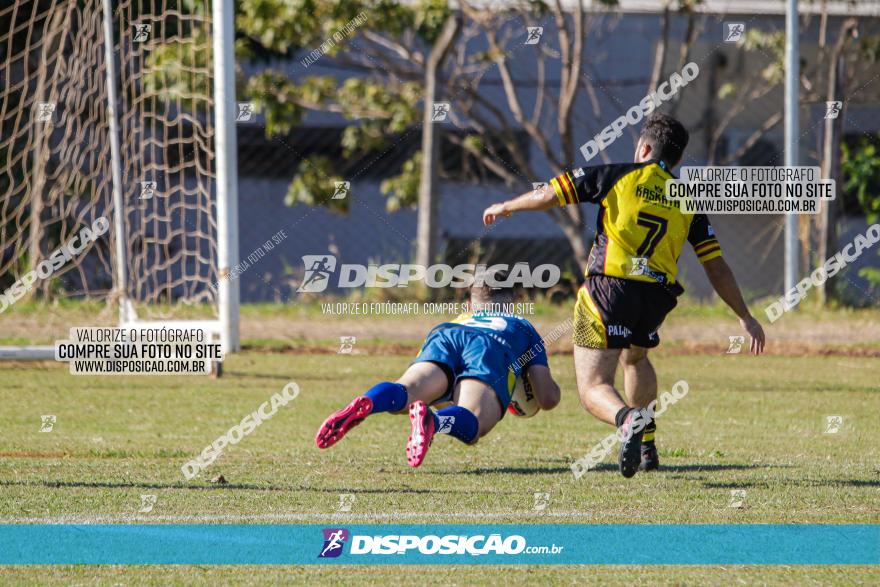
[0, 0, 238, 358]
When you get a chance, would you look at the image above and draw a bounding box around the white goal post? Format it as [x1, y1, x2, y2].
[0, 0, 239, 361]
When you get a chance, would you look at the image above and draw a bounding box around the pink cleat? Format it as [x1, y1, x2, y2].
[315, 396, 374, 449]
[406, 401, 436, 468]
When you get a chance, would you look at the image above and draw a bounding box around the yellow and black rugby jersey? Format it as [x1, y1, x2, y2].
[549, 160, 722, 288]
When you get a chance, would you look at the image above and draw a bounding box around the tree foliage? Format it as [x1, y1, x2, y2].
[239, 0, 447, 210]
[841, 136, 880, 296]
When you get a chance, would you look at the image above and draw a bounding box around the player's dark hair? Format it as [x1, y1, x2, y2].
[639, 113, 689, 167]
[470, 268, 515, 306]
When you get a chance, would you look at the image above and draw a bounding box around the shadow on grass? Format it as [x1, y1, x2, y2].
[309, 486, 460, 495]
[455, 466, 574, 476]
[0, 479, 286, 492]
[0, 479, 491, 495]
[662, 463, 783, 473]
[439, 463, 774, 476]
[220, 370, 295, 381]
[703, 478, 880, 489]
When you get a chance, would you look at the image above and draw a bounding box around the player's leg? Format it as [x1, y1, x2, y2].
[396, 361, 454, 408]
[406, 377, 502, 467]
[451, 377, 503, 440]
[406, 329, 510, 467]
[620, 345, 659, 471]
[441, 333, 511, 442]
[572, 278, 649, 478]
[625, 283, 678, 471]
[315, 361, 449, 449]
[403, 361, 466, 467]
[573, 345, 624, 425]
[574, 345, 647, 478]
[620, 346, 656, 407]
[572, 279, 634, 425]
[317, 327, 460, 449]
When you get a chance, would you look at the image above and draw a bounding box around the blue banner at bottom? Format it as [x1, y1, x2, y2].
[0, 524, 877, 565]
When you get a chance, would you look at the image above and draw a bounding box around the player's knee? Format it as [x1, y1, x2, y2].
[470, 408, 500, 441]
[476, 418, 496, 441]
[576, 384, 595, 410]
[577, 380, 613, 411]
[579, 368, 613, 389]
[621, 347, 649, 366]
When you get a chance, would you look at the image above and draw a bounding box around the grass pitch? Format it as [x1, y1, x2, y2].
[0, 340, 877, 584]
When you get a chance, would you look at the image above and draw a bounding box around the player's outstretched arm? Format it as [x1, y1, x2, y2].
[701, 256, 766, 355]
[482, 184, 557, 225]
[524, 364, 561, 411]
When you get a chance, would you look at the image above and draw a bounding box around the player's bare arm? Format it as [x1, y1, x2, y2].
[482, 183, 558, 225]
[522, 364, 561, 411]
[701, 256, 766, 355]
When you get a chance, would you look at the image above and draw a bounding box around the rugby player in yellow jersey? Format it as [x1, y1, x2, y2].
[482, 113, 765, 478]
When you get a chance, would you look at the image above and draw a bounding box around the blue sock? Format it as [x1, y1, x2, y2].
[363, 382, 407, 414]
[433, 406, 479, 444]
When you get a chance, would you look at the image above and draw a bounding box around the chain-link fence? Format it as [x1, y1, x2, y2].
[232, 5, 880, 306]
[6, 3, 878, 307]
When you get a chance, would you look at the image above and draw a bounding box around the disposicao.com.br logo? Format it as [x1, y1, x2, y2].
[317, 528, 564, 558]
[297, 255, 560, 293]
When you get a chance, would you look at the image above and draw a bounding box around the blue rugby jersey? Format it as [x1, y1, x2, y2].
[427, 311, 548, 374]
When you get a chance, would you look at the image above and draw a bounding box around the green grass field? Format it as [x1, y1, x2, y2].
[1, 331, 878, 584]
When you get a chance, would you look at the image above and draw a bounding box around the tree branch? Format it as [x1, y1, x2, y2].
[720, 111, 783, 165]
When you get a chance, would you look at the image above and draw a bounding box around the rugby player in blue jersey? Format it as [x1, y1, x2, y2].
[316, 274, 561, 467]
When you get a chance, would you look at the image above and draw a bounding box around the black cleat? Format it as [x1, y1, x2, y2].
[617, 408, 645, 478]
[639, 442, 659, 471]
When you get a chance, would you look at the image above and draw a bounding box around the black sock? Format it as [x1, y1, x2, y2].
[614, 406, 631, 428]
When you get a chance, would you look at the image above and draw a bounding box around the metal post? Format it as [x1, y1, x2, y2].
[101, 0, 128, 323]
[784, 0, 800, 292]
[212, 0, 240, 352]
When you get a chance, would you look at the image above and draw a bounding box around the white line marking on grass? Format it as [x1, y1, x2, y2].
[0, 511, 596, 524]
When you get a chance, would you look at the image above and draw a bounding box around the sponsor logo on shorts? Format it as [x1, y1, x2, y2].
[607, 324, 632, 338]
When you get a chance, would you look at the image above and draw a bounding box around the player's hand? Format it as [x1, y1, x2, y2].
[482, 202, 510, 226]
[739, 315, 765, 355]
